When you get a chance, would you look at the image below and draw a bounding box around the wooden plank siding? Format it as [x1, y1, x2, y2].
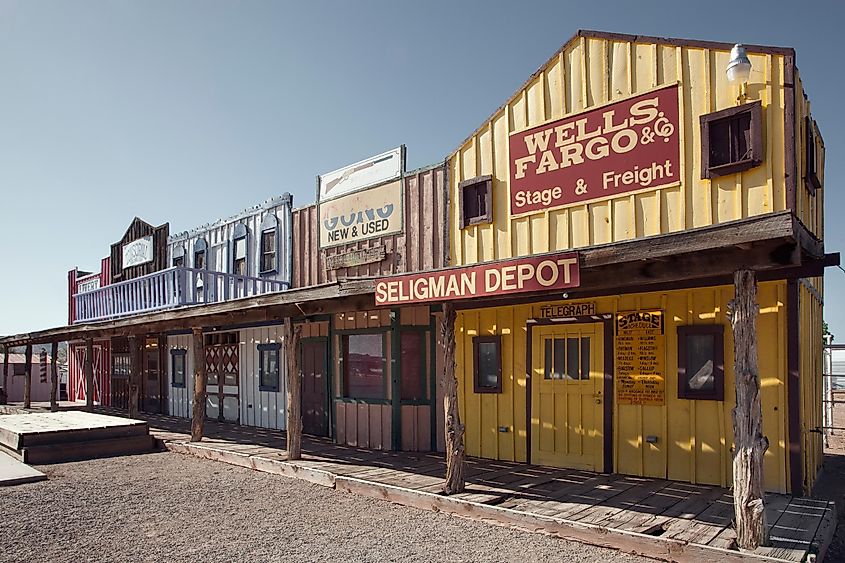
[455, 281, 791, 493]
[291, 164, 447, 287]
[110, 218, 169, 283]
[798, 281, 824, 493]
[793, 69, 824, 241]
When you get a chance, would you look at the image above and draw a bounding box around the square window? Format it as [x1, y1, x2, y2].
[678, 325, 725, 401]
[258, 344, 281, 392]
[171, 349, 187, 388]
[459, 175, 493, 228]
[343, 333, 385, 399]
[700, 101, 762, 179]
[473, 335, 501, 393]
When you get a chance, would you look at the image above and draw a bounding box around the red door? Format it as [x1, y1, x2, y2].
[301, 339, 328, 437]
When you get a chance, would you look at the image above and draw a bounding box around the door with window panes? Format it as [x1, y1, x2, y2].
[531, 323, 604, 471]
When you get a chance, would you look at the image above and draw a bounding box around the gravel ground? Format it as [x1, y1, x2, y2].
[1, 452, 653, 563]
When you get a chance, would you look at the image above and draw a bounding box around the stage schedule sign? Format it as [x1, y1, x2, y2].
[319, 180, 403, 248]
[616, 311, 665, 406]
[509, 85, 680, 216]
[375, 252, 580, 306]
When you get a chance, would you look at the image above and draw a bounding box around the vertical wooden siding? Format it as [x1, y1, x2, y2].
[110, 218, 169, 283]
[794, 69, 825, 240]
[799, 282, 824, 493]
[449, 36, 789, 266]
[455, 281, 790, 493]
[292, 165, 447, 287]
[167, 334, 193, 419]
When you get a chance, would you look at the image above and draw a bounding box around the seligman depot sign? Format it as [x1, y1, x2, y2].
[375, 252, 579, 306]
[509, 85, 680, 215]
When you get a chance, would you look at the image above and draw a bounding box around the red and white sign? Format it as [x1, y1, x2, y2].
[510, 85, 680, 215]
[375, 252, 579, 306]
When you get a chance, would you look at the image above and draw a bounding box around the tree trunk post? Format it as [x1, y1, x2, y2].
[50, 341, 59, 412]
[2, 347, 9, 404]
[284, 318, 302, 460]
[128, 335, 141, 419]
[84, 338, 95, 411]
[441, 303, 465, 494]
[731, 269, 769, 549]
[23, 344, 32, 409]
[190, 327, 207, 442]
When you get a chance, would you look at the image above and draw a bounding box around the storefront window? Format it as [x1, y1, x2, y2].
[343, 333, 384, 399]
[400, 332, 425, 401]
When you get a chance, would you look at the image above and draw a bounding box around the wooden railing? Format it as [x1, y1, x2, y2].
[73, 267, 288, 324]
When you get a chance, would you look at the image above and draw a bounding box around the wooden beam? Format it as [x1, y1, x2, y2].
[128, 335, 141, 419]
[441, 303, 465, 494]
[84, 338, 94, 412]
[50, 341, 59, 412]
[23, 344, 32, 409]
[731, 270, 769, 549]
[190, 327, 206, 442]
[284, 318, 302, 459]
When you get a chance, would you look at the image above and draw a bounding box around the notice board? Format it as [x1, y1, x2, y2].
[616, 311, 665, 406]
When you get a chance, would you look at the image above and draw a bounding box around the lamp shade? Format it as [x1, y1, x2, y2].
[726, 44, 752, 84]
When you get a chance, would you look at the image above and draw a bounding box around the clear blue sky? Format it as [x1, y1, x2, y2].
[1, 0, 844, 338]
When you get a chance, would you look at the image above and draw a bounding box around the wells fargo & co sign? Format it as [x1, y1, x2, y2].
[375, 252, 579, 306]
[319, 180, 403, 248]
[616, 311, 665, 406]
[509, 85, 680, 215]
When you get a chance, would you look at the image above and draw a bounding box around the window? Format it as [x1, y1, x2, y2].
[700, 101, 762, 179]
[400, 331, 426, 401]
[258, 343, 281, 392]
[172, 255, 184, 267]
[232, 224, 248, 276]
[112, 353, 130, 378]
[194, 238, 207, 270]
[678, 325, 725, 401]
[260, 230, 276, 273]
[459, 175, 493, 228]
[172, 245, 185, 268]
[473, 335, 502, 393]
[171, 349, 187, 388]
[343, 333, 385, 399]
[542, 336, 590, 381]
[13, 363, 25, 376]
[805, 116, 821, 194]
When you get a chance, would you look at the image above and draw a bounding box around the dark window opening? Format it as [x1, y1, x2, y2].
[194, 250, 205, 270]
[112, 353, 130, 378]
[258, 343, 281, 392]
[343, 333, 384, 400]
[13, 363, 25, 376]
[473, 335, 502, 393]
[171, 349, 187, 388]
[172, 255, 184, 267]
[400, 331, 426, 401]
[543, 336, 591, 380]
[700, 101, 762, 179]
[260, 229, 276, 273]
[678, 325, 725, 401]
[805, 116, 821, 194]
[459, 175, 493, 228]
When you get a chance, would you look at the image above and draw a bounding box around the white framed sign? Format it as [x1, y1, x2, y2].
[123, 236, 154, 268]
[77, 277, 101, 294]
[318, 146, 403, 202]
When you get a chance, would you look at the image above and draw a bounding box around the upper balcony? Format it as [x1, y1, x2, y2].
[72, 266, 288, 324]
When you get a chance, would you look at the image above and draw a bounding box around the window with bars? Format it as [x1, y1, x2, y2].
[700, 101, 762, 179]
[112, 353, 130, 378]
[543, 336, 591, 380]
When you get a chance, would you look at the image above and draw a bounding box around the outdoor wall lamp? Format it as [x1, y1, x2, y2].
[727, 43, 752, 101]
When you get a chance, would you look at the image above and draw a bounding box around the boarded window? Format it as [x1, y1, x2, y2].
[171, 349, 187, 388]
[343, 333, 384, 400]
[543, 336, 590, 380]
[258, 343, 281, 392]
[700, 101, 762, 179]
[260, 229, 276, 273]
[473, 335, 502, 393]
[805, 116, 821, 194]
[459, 175, 493, 228]
[678, 325, 725, 401]
[400, 331, 425, 401]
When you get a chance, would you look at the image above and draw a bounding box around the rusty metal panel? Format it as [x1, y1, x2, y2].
[291, 163, 446, 288]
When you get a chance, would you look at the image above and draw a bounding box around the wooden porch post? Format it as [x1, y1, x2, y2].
[23, 344, 32, 409]
[50, 341, 59, 412]
[190, 327, 207, 442]
[441, 303, 465, 494]
[128, 335, 141, 418]
[731, 269, 769, 549]
[2, 347, 9, 403]
[84, 337, 95, 411]
[284, 318, 302, 460]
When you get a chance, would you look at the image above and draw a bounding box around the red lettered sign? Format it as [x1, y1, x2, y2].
[374, 252, 579, 306]
[509, 85, 680, 215]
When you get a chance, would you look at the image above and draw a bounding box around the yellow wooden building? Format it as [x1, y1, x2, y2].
[445, 30, 831, 495]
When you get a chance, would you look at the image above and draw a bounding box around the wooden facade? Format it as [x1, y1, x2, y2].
[444, 31, 828, 495]
[110, 217, 169, 283]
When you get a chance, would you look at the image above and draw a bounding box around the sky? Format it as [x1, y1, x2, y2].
[1, 0, 844, 338]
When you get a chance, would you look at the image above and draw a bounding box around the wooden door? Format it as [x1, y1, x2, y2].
[300, 339, 329, 437]
[531, 323, 604, 471]
[143, 339, 162, 413]
[205, 343, 240, 423]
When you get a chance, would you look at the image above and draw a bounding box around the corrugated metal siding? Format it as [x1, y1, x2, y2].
[449, 36, 789, 265]
[292, 165, 447, 287]
[110, 218, 169, 282]
[167, 196, 293, 283]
